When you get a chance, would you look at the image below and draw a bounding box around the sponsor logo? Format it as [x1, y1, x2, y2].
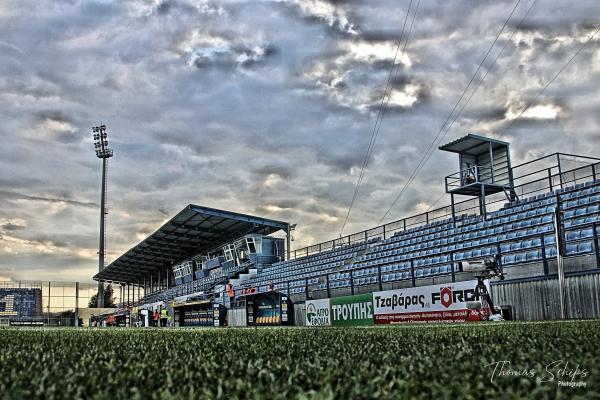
[306, 301, 330, 326]
[331, 301, 373, 321]
[431, 287, 479, 308]
[374, 293, 426, 310]
[440, 287, 453, 308]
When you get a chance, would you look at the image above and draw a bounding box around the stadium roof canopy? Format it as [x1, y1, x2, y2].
[439, 133, 509, 155]
[94, 204, 289, 283]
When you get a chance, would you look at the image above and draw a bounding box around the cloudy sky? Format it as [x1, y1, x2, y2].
[1, 0, 599, 282]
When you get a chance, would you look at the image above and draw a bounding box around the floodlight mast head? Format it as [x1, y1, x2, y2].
[92, 124, 113, 159]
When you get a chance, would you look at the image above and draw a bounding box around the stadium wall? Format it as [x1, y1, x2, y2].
[492, 273, 600, 320]
[228, 307, 247, 327]
[294, 303, 306, 326]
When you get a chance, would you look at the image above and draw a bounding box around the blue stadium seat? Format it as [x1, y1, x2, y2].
[515, 253, 527, 263]
[502, 255, 515, 265]
[566, 244, 578, 255]
[578, 242, 593, 254]
[578, 197, 591, 206]
[566, 200, 578, 209]
[581, 228, 594, 238]
[564, 210, 575, 219]
[586, 215, 599, 224]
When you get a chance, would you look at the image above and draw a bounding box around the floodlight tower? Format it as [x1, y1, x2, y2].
[92, 124, 113, 308]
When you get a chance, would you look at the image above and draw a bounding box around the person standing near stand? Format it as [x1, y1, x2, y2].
[152, 309, 160, 327]
[160, 307, 169, 327]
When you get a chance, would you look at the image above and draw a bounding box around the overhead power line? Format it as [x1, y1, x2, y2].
[423, 0, 538, 211]
[498, 23, 600, 135]
[378, 0, 522, 225]
[339, 0, 420, 236]
[444, 0, 538, 142]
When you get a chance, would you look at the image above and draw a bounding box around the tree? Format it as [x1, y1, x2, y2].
[88, 284, 117, 308]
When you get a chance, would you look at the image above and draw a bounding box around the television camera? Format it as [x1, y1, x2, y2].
[458, 255, 505, 321]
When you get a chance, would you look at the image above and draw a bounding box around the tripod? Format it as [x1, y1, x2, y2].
[465, 275, 500, 321]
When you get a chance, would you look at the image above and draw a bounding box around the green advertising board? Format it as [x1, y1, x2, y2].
[330, 293, 374, 326]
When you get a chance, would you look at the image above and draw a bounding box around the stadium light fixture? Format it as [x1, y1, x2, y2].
[92, 124, 114, 308]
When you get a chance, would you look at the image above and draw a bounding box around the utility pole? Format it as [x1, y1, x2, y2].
[92, 124, 113, 308]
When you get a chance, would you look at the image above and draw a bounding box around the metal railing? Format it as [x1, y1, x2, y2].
[445, 165, 495, 191]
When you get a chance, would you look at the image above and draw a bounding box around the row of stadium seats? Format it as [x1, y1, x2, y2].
[239, 241, 373, 290]
[140, 178, 600, 305]
[235, 179, 600, 296]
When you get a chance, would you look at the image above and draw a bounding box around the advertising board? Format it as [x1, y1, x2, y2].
[330, 293, 374, 326]
[373, 280, 488, 324]
[305, 299, 331, 326]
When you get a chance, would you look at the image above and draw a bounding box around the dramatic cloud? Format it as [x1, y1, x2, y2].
[0, 0, 599, 282]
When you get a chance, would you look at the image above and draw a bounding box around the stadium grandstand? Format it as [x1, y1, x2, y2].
[94, 134, 600, 325]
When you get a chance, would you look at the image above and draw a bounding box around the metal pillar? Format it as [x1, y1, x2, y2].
[593, 223, 600, 269]
[479, 184, 487, 219]
[553, 208, 566, 319]
[450, 193, 457, 227]
[97, 157, 107, 308]
[47, 281, 51, 325]
[557, 153, 564, 189]
[75, 282, 79, 327]
[541, 234, 549, 275]
[489, 142, 495, 183]
[286, 225, 291, 261]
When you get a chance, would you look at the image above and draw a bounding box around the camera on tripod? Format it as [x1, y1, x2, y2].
[457, 254, 504, 280]
[457, 255, 505, 321]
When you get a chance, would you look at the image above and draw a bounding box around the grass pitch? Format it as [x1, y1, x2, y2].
[0, 321, 598, 399]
